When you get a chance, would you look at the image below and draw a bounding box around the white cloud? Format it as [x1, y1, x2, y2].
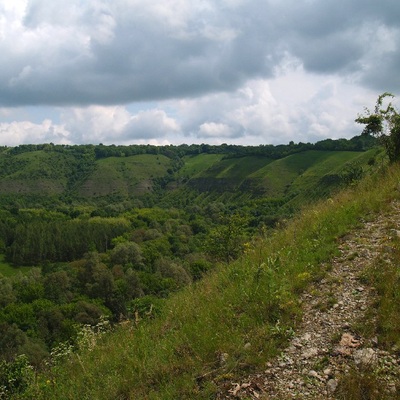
[0, 0, 398, 146]
[60, 105, 181, 144]
[0, 119, 69, 146]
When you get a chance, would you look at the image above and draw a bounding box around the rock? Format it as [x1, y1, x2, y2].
[287, 345, 297, 353]
[335, 333, 361, 355]
[309, 370, 325, 381]
[327, 379, 338, 393]
[219, 352, 229, 366]
[353, 348, 377, 367]
[278, 362, 286, 368]
[244, 342, 251, 350]
[301, 347, 318, 359]
[308, 370, 318, 377]
[323, 368, 332, 377]
[302, 333, 312, 342]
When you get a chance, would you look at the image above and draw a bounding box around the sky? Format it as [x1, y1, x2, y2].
[0, 0, 399, 147]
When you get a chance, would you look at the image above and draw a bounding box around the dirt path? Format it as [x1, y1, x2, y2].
[218, 202, 400, 399]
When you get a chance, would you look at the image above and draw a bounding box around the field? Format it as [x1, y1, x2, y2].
[0, 254, 32, 277]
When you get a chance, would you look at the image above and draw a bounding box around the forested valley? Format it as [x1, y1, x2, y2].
[0, 135, 381, 371]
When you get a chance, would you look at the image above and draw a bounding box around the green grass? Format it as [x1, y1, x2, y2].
[0, 254, 33, 277]
[251, 150, 367, 197]
[78, 154, 171, 197]
[178, 154, 224, 177]
[202, 156, 272, 180]
[19, 163, 400, 400]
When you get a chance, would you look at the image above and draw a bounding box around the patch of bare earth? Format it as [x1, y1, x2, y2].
[217, 202, 400, 399]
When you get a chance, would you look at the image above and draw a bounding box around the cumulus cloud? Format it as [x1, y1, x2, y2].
[1, 0, 397, 108]
[0, 120, 69, 146]
[58, 106, 180, 144]
[0, 0, 399, 146]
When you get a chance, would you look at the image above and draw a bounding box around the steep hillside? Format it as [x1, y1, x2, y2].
[78, 154, 172, 198]
[0, 140, 380, 210]
[165, 148, 381, 208]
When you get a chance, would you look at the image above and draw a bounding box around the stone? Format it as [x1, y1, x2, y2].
[302, 333, 312, 342]
[327, 379, 338, 393]
[353, 348, 377, 367]
[334, 332, 362, 356]
[301, 347, 318, 359]
[219, 352, 229, 366]
[308, 370, 320, 379]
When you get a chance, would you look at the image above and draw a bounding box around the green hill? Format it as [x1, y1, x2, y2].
[78, 154, 172, 198]
[0, 138, 380, 209]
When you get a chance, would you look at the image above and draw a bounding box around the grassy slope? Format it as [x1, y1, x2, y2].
[174, 150, 377, 206]
[78, 154, 171, 197]
[249, 150, 372, 196]
[23, 163, 400, 400]
[178, 154, 224, 178]
[0, 151, 71, 195]
[0, 149, 379, 204]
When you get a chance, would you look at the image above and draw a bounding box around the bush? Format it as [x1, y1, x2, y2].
[0, 355, 34, 399]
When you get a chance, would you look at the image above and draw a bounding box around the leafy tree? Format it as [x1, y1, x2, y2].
[205, 214, 247, 263]
[43, 271, 71, 304]
[0, 323, 28, 362]
[155, 258, 192, 290]
[356, 92, 400, 162]
[110, 242, 143, 268]
[0, 276, 16, 307]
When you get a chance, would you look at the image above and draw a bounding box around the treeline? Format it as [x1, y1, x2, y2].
[0, 134, 377, 161]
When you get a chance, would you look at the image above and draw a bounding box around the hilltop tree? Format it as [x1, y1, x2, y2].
[355, 92, 400, 162]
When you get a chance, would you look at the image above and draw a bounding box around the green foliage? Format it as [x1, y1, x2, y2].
[110, 242, 143, 268]
[205, 213, 248, 263]
[356, 93, 400, 162]
[0, 355, 34, 398]
[0, 136, 378, 209]
[365, 231, 400, 351]
[21, 160, 400, 400]
[0, 137, 388, 398]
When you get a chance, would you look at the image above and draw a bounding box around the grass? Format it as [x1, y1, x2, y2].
[79, 154, 171, 197]
[0, 254, 32, 277]
[17, 163, 400, 399]
[178, 154, 224, 177]
[365, 220, 400, 351]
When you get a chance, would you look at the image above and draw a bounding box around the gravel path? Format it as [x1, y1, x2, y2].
[218, 203, 400, 399]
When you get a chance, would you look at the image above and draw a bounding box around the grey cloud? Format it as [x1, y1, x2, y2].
[0, 0, 399, 108]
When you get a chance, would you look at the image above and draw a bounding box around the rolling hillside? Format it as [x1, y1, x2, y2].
[0, 139, 381, 211]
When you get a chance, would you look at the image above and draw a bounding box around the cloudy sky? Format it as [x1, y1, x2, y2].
[0, 0, 399, 146]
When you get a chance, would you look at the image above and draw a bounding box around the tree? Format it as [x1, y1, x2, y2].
[205, 214, 247, 263]
[110, 242, 143, 268]
[355, 92, 400, 162]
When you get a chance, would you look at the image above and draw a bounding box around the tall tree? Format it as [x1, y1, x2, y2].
[355, 92, 400, 162]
